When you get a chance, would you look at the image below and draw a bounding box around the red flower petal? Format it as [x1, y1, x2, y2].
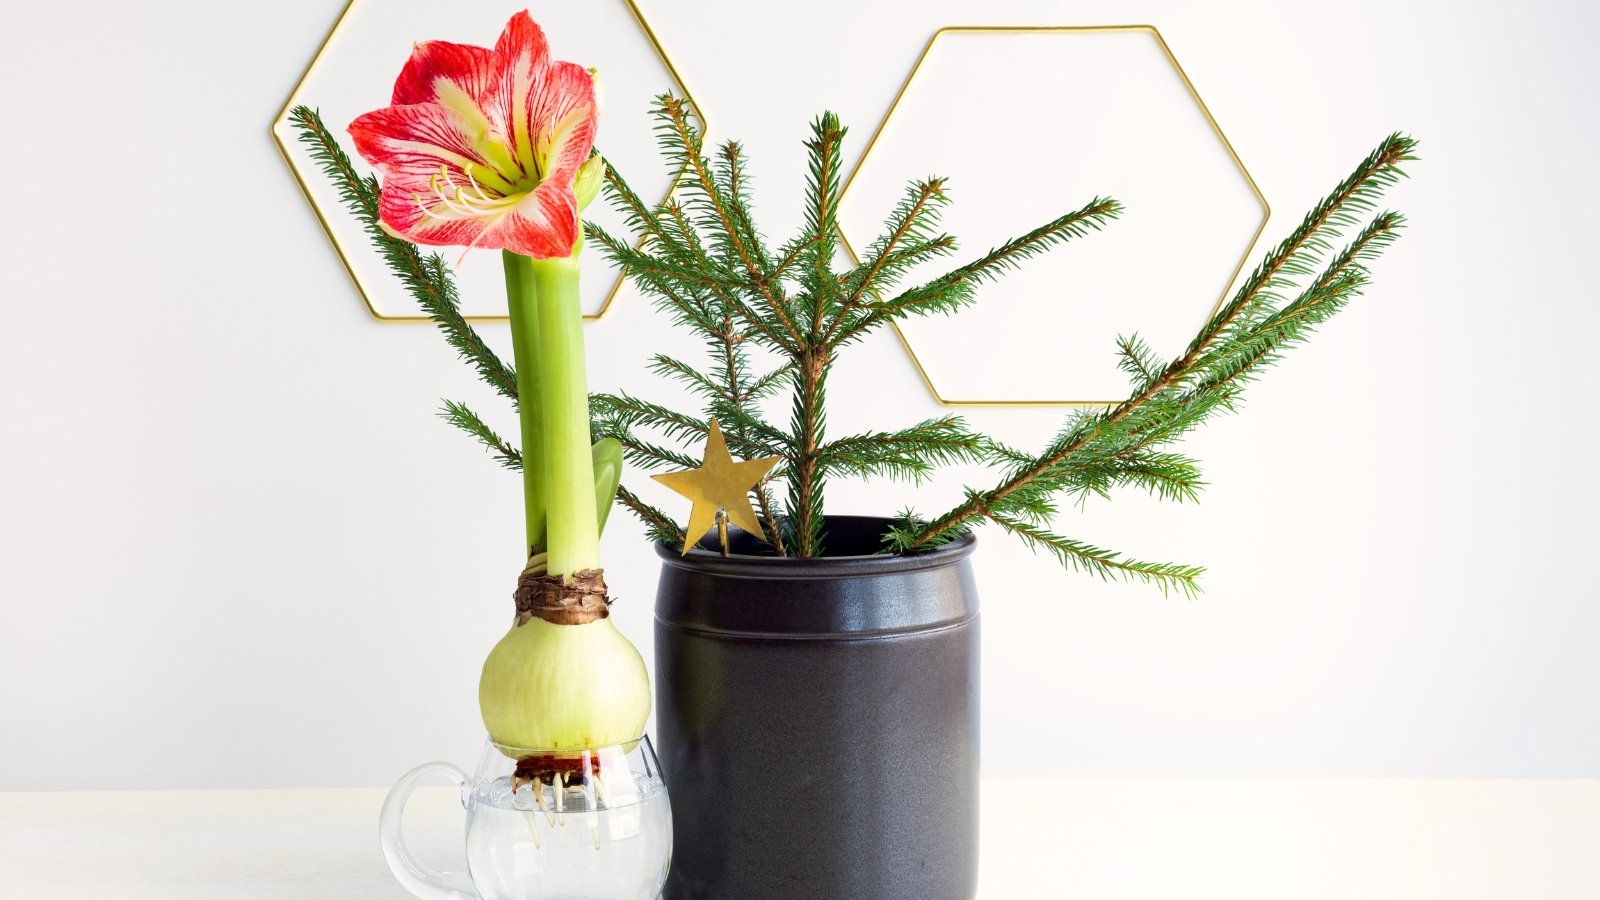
[373, 174, 579, 259]
[391, 40, 496, 106]
[529, 61, 598, 184]
[349, 103, 492, 181]
[485, 11, 553, 175]
[376, 175, 494, 249]
[495, 180, 579, 259]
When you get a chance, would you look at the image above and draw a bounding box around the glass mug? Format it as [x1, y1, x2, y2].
[381, 737, 672, 900]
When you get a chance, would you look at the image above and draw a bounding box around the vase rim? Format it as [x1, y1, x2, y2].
[654, 514, 976, 580]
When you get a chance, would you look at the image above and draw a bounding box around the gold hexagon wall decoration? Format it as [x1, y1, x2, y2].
[837, 25, 1270, 406]
[271, 0, 704, 323]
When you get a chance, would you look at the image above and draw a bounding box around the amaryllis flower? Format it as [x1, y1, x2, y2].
[348, 11, 599, 259]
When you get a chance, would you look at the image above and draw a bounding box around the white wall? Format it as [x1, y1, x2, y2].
[2, 0, 1597, 790]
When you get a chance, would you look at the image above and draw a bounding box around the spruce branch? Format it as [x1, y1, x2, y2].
[597, 158, 690, 262]
[901, 136, 1417, 553]
[834, 195, 1122, 345]
[800, 113, 846, 336]
[288, 106, 518, 403]
[845, 178, 952, 301]
[988, 514, 1204, 598]
[649, 354, 734, 402]
[590, 417, 702, 471]
[706, 401, 792, 456]
[654, 94, 805, 348]
[771, 236, 815, 283]
[583, 224, 748, 295]
[1078, 451, 1205, 506]
[740, 363, 797, 401]
[586, 233, 721, 335]
[658, 188, 794, 353]
[591, 392, 783, 460]
[817, 418, 986, 482]
[714, 140, 775, 276]
[880, 196, 1121, 311]
[616, 484, 684, 545]
[1192, 212, 1404, 395]
[1187, 133, 1417, 360]
[711, 314, 790, 556]
[439, 400, 522, 470]
[786, 346, 830, 557]
[823, 177, 958, 346]
[588, 106, 1415, 582]
[1115, 334, 1166, 387]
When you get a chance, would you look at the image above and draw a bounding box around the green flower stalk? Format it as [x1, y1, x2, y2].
[502, 252, 547, 559]
[529, 253, 601, 577]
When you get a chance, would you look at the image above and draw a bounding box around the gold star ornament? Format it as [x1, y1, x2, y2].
[652, 418, 781, 554]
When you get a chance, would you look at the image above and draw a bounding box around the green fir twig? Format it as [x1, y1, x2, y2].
[296, 94, 1417, 593]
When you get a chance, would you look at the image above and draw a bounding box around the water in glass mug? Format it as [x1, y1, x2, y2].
[381, 737, 672, 900]
[466, 773, 671, 900]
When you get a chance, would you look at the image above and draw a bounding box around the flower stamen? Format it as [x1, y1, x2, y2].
[416, 165, 526, 224]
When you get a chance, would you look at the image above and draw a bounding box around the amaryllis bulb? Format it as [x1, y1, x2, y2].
[480, 616, 651, 754]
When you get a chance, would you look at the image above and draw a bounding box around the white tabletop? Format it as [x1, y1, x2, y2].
[3, 779, 1597, 898]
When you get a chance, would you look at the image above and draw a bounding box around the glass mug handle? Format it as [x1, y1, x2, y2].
[379, 762, 477, 900]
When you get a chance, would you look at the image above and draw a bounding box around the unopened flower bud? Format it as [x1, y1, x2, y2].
[574, 153, 606, 213]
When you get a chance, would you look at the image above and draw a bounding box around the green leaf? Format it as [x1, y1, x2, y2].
[592, 438, 624, 536]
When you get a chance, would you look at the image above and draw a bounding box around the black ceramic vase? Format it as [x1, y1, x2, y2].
[654, 515, 980, 900]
